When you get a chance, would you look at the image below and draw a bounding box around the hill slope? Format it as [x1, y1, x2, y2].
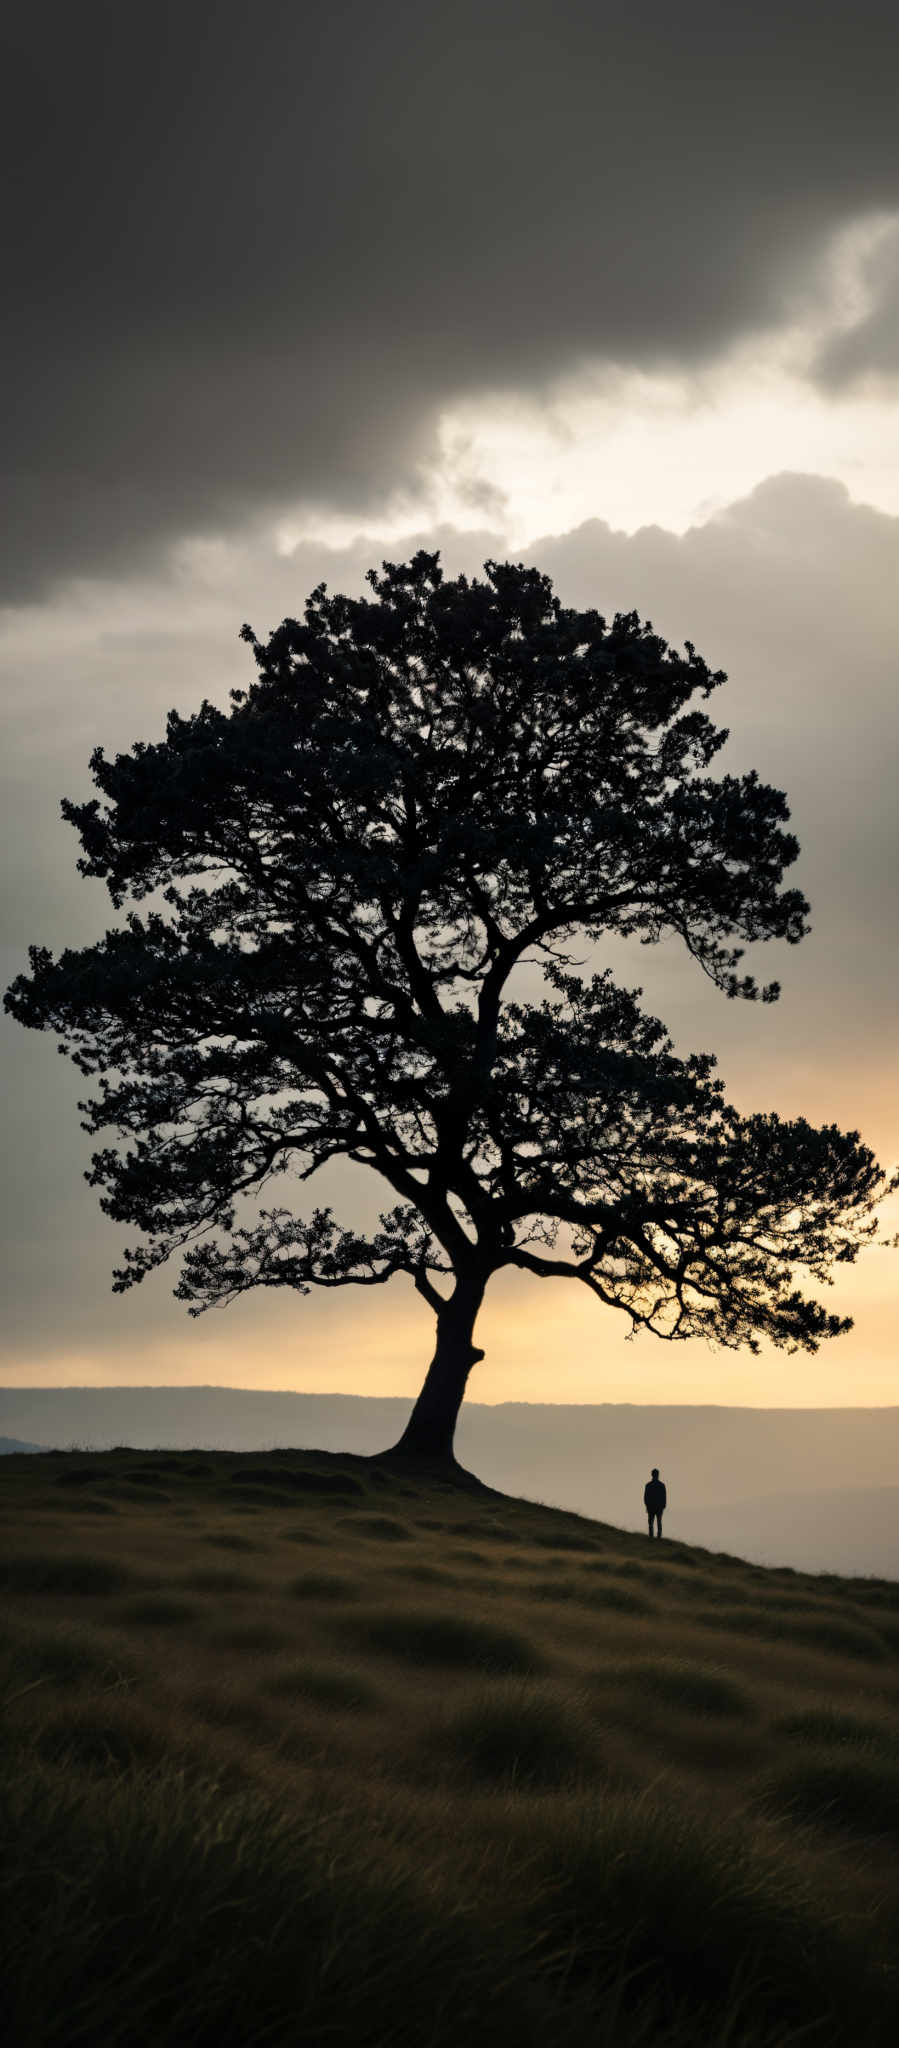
[3, 1386, 898, 1575]
[2, 1447, 899, 2046]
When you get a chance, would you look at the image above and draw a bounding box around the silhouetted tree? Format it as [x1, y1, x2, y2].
[6, 557, 892, 1462]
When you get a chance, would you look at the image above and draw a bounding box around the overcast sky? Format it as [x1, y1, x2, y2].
[2, 2, 897, 1405]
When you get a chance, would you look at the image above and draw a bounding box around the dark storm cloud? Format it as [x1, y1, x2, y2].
[5, 0, 899, 598]
[815, 222, 899, 385]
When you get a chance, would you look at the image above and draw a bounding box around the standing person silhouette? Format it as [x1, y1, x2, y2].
[644, 1467, 666, 1539]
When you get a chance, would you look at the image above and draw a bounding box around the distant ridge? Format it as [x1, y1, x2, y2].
[0, 1435, 44, 1455]
[2, 1386, 897, 1578]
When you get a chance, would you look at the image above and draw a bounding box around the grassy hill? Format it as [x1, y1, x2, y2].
[2, 1448, 898, 2047]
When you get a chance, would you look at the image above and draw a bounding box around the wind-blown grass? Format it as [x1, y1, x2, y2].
[342, 1607, 539, 1674]
[604, 1657, 755, 1719]
[2, 1551, 137, 1597]
[113, 1595, 202, 1629]
[287, 1570, 358, 1602]
[762, 1752, 899, 1841]
[440, 1679, 599, 1787]
[262, 1662, 382, 1714]
[775, 1706, 898, 1753]
[1, 1445, 898, 2047]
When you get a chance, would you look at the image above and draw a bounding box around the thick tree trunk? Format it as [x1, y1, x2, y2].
[389, 1277, 486, 1462]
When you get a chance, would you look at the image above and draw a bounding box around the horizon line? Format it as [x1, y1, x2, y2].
[3, 1384, 898, 1414]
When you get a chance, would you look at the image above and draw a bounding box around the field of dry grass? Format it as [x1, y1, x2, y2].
[3, 1446, 898, 2045]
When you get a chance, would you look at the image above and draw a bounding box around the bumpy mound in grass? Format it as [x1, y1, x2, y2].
[188, 1687, 278, 1740]
[764, 1752, 899, 1841]
[344, 1608, 538, 1675]
[228, 1483, 297, 1506]
[608, 1659, 754, 1720]
[53, 1465, 104, 1486]
[394, 1563, 462, 1587]
[528, 1791, 880, 2041]
[0, 1764, 569, 2048]
[776, 1707, 897, 1753]
[695, 1606, 888, 1661]
[123, 1470, 173, 1496]
[114, 1595, 201, 1628]
[792, 1616, 890, 1661]
[579, 1583, 655, 1616]
[55, 1495, 119, 1515]
[2, 1623, 134, 1694]
[34, 1698, 171, 1775]
[231, 1465, 363, 1497]
[524, 1572, 584, 1600]
[287, 1572, 358, 1602]
[338, 1514, 411, 1541]
[206, 1622, 291, 1655]
[178, 1567, 263, 1595]
[263, 1662, 381, 1714]
[443, 1681, 597, 1788]
[2, 1551, 138, 1597]
[451, 1519, 513, 1544]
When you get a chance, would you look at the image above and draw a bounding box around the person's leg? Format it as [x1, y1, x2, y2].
[657, 1514, 663, 1539]
[647, 1513, 653, 1536]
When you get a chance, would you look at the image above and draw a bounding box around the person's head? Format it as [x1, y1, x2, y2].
[651, 1468, 659, 1479]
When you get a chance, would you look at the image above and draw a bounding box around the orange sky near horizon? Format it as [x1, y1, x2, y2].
[6, 1238, 898, 1407]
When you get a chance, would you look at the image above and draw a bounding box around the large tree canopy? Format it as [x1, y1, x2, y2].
[5, 555, 891, 1459]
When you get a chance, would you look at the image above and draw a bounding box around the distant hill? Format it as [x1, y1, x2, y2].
[2, 1386, 897, 1578]
[0, 1435, 45, 1454]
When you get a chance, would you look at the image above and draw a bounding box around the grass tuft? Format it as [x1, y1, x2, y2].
[763, 1752, 899, 1841]
[178, 1567, 262, 1595]
[338, 1513, 411, 1541]
[262, 1662, 381, 1713]
[343, 1608, 539, 1674]
[187, 1687, 277, 1740]
[33, 1698, 170, 1775]
[227, 1483, 296, 1506]
[113, 1595, 201, 1628]
[528, 1791, 878, 2039]
[580, 1583, 655, 1616]
[776, 1706, 897, 1753]
[205, 1622, 291, 1655]
[606, 1658, 754, 1719]
[1, 1623, 135, 1695]
[442, 1681, 597, 1788]
[287, 1571, 358, 1602]
[695, 1606, 888, 1660]
[2, 1552, 137, 1597]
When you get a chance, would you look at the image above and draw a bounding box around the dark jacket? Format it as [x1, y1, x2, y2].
[644, 1477, 667, 1512]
